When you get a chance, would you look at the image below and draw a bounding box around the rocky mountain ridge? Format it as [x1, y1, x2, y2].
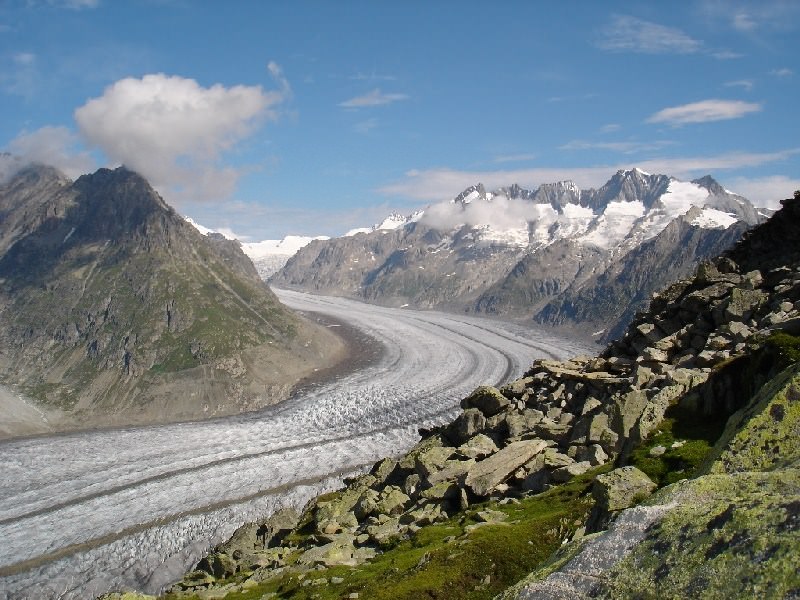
[144, 191, 800, 599]
[0, 164, 344, 437]
[273, 169, 762, 342]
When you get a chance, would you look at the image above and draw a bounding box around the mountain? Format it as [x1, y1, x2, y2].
[272, 169, 762, 341]
[0, 164, 344, 436]
[154, 192, 800, 600]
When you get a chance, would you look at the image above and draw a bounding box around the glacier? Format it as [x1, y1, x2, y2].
[0, 291, 590, 600]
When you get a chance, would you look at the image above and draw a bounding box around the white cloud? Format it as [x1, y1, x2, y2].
[560, 140, 675, 153]
[647, 99, 762, 125]
[339, 88, 408, 108]
[724, 79, 754, 90]
[13, 52, 36, 66]
[47, 0, 99, 8]
[732, 11, 758, 31]
[420, 193, 550, 232]
[74, 72, 287, 201]
[355, 118, 379, 133]
[492, 153, 537, 164]
[597, 15, 702, 54]
[599, 123, 621, 133]
[711, 50, 744, 59]
[378, 149, 799, 202]
[726, 175, 800, 209]
[6, 126, 95, 178]
[770, 67, 793, 77]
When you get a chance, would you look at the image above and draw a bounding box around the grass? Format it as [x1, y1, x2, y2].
[629, 403, 727, 487]
[161, 468, 607, 600]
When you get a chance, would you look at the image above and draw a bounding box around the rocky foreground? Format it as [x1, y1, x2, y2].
[108, 194, 800, 599]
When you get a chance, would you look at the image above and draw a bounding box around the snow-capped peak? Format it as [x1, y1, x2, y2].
[345, 210, 423, 237]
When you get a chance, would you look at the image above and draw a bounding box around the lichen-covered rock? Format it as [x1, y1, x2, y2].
[464, 439, 549, 496]
[460, 385, 511, 417]
[592, 467, 656, 514]
[457, 433, 498, 459]
[444, 408, 487, 445]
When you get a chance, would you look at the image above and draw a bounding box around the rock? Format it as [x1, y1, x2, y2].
[464, 439, 549, 496]
[457, 433, 498, 459]
[474, 508, 508, 523]
[197, 552, 237, 579]
[314, 488, 362, 533]
[426, 458, 475, 487]
[400, 502, 446, 526]
[550, 461, 592, 483]
[365, 517, 407, 545]
[402, 473, 421, 498]
[353, 489, 380, 520]
[376, 486, 411, 516]
[414, 446, 455, 479]
[298, 534, 375, 567]
[369, 457, 399, 487]
[593, 466, 656, 514]
[724, 287, 768, 322]
[420, 481, 460, 504]
[505, 410, 544, 438]
[575, 443, 608, 466]
[445, 408, 487, 445]
[461, 385, 511, 417]
[500, 377, 534, 398]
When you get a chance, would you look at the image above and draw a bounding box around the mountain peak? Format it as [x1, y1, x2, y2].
[691, 174, 726, 196]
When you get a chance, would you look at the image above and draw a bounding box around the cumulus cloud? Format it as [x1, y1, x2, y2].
[647, 99, 762, 125]
[6, 125, 95, 178]
[339, 88, 408, 108]
[597, 15, 702, 54]
[420, 194, 546, 233]
[74, 72, 287, 201]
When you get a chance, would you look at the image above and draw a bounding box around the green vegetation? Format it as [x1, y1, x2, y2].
[163, 468, 608, 600]
[765, 331, 800, 364]
[629, 404, 727, 487]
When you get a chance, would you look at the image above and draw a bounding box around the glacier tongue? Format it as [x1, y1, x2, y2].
[0, 291, 590, 600]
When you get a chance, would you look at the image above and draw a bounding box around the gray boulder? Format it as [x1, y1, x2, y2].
[464, 439, 549, 496]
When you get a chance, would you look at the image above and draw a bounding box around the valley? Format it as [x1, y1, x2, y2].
[0, 291, 590, 600]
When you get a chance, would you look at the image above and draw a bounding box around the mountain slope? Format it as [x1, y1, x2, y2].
[0, 165, 344, 434]
[273, 170, 762, 339]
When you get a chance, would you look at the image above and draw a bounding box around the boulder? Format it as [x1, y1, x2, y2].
[376, 487, 411, 516]
[197, 552, 237, 579]
[550, 460, 592, 483]
[593, 466, 656, 513]
[414, 446, 455, 479]
[297, 534, 375, 567]
[457, 433, 498, 459]
[464, 439, 549, 496]
[445, 408, 487, 445]
[365, 517, 407, 545]
[460, 385, 511, 417]
[426, 458, 475, 487]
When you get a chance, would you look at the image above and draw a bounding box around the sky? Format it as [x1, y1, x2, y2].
[1, 0, 798, 240]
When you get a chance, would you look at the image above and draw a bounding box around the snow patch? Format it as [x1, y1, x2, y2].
[691, 208, 738, 229]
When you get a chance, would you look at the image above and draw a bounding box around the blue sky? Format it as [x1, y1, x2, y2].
[1, 0, 798, 239]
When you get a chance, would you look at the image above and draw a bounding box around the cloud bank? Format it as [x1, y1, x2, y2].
[74, 72, 287, 200]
